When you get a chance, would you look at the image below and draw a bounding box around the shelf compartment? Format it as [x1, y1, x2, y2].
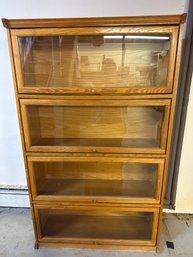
[21, 99, 170, 154]
[35, 205, 159, 245]
[28, 156, 164, 203]
[11, 26, 178, 94]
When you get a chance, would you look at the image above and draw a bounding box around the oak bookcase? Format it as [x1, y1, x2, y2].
[2, 14, 186, 252]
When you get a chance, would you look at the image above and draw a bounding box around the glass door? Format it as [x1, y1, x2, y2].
[20, 99, 170, 154]
[28, 156, 164, 204]
[34, 205, 159, 246]
[11, 26, 178, 94]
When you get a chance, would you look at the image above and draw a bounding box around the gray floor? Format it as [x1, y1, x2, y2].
[0, 208, 193, 257]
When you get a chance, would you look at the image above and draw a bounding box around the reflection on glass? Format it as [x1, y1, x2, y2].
[32, 161, 158, 199]
[25, 105, 164, 149]
[39, 208, 154, 241]
[18, 34, 170, 88]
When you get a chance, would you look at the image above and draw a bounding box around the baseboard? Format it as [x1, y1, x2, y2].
[0, 190, 191, 212]
[0, 189, 30, 207]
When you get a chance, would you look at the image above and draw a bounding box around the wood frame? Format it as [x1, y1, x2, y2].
[3, 15, 185, 252]
[34, 204, 159, 246]
[11, 26, 178, 95]
[2, 15, 186, 28]
[27, 156, 164, 204]
[37, 242, 156, 252]
[156, 23, 184, 246]
[20, 98, 171, 154]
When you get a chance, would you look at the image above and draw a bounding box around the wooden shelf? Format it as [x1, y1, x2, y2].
[33, 138, 160, 148]
[38, 178, 155, 199]
[40, 210, 153, 241]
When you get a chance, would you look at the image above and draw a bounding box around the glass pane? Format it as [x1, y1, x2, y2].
[25, 105, 164, 149]
[39, 208, 154, 241]
[18, 34, 170, 88]
[32, 161, 158, 199]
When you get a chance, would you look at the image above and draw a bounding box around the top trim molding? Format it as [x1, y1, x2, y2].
[2, 14, 186, 29]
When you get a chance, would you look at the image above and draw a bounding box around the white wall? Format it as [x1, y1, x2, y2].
[175, 74, 193, 213]
[0, 0, 188, 191]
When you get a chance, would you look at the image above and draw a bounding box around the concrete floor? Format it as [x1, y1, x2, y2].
[0, 208, 193, 257]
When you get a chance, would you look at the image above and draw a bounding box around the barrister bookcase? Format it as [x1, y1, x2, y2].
[2, 14, 186, 252]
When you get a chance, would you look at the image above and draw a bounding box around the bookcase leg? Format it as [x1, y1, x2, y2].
[34, 242, 39, 250]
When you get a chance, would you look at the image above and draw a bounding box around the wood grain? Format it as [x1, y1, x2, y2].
[6, 29, 39, 244]
[18, 93, 173, 99]
[38, 242, 157, 251]
[2, 14, 186, 29]
[156, 23, 185, 246]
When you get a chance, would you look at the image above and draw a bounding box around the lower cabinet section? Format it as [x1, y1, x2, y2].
[34, 205, 159, 247]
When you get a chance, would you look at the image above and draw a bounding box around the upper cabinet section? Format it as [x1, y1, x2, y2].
[10, 25, 179, 95]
